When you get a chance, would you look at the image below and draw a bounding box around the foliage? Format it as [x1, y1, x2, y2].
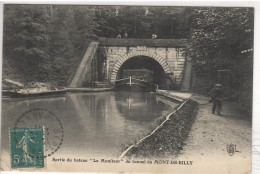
[93, 6, 190, 39]
[4, 5, 52, 82]
[3, 5, 191, 86]
[3, 5, 253, 110]
[187, 7, 253, 111]
[187, 7, 253, 70]
[3, 5, 96, 86]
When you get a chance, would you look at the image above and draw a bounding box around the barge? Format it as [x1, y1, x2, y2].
[115, 69, 158, 92]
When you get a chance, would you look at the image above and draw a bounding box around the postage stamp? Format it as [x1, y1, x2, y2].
[10, 127, 44, 168]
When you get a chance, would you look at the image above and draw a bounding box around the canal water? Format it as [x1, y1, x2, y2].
[1, 91, 178, 159]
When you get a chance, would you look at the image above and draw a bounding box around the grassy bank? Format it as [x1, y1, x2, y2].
[122, 99, 198, 159]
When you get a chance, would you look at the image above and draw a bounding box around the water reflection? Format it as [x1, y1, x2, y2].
[114, 92, 170, 121]
[2, 92, 178, 157]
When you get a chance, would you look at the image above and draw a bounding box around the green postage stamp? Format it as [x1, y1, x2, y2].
[10, 127, 44, 168]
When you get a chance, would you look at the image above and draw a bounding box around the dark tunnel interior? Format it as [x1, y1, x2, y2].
[117, 56, 168, 89]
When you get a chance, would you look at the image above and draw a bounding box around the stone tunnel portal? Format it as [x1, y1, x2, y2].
[117, 56, 168, 89]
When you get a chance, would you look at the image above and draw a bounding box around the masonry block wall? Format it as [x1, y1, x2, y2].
[99, 45, 186, 86]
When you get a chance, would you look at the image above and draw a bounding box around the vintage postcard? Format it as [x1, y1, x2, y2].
[0, 3, 254, 173]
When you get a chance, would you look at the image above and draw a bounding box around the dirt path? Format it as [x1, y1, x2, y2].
[178, 94, 252, 173]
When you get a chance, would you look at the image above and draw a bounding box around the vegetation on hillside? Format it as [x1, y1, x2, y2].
[3, 5, 190, 86]
[3, 5, 97, 86]
[3, 5, 253, 111]
[186, 7, 253, 111]
[187, 7, 253, 70]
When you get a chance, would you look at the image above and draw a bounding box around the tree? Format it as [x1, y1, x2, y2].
[3, 5, 192, 86]
[187, 7, 253, 111]
[136, 7, 191, 39]
[92, 6, 191, 39]
[187, 7, 253, 70]
[93, 6, 118, 37]
[3, 5, 98, 85]
[48, 5, 98, 85]
[4, 5, 52, 82]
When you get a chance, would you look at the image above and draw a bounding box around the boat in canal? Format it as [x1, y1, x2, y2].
[114, 69, 158, 92]
[3, 87, 66, 98]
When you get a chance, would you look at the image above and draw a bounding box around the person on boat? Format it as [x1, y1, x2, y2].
[123, 31, 128, 38]
[209, 84, 223, 115]
[152, 33, 157, 39]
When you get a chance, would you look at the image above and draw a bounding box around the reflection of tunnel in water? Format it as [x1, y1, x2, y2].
[2, 92, 178, 158]
[117, 56, 167, 89]
[114, 91, 171, 121]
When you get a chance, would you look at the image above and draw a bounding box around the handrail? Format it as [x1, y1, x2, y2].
[115, 77, 130, 82]
[115, 77, 147, 82]
[131, 77, 148, 82]
[115, 76, 159, 89]
[131, 77, 159, 87]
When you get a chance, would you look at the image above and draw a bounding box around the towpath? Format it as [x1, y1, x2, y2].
[181, 94, 251, 159]
[157, 90, 252, 173]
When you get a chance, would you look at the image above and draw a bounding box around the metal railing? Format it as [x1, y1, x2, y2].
[115, 76, 159, 90]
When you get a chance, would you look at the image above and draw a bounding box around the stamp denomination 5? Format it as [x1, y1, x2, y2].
[10, 127, 44, 168]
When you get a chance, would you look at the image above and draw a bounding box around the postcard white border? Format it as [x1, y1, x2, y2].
[0, 1, 259, 174]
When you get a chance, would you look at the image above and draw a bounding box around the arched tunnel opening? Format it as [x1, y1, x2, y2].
[117, 56, 168, 89]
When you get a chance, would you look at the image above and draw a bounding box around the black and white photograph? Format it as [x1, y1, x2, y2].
[0, 3, 256, 173]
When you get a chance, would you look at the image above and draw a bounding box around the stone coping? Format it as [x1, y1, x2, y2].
[65, 87, 113, 92]
[156, 90, 192, 102]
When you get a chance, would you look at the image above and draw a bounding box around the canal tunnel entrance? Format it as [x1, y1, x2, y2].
[117, 56, 168, 89]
